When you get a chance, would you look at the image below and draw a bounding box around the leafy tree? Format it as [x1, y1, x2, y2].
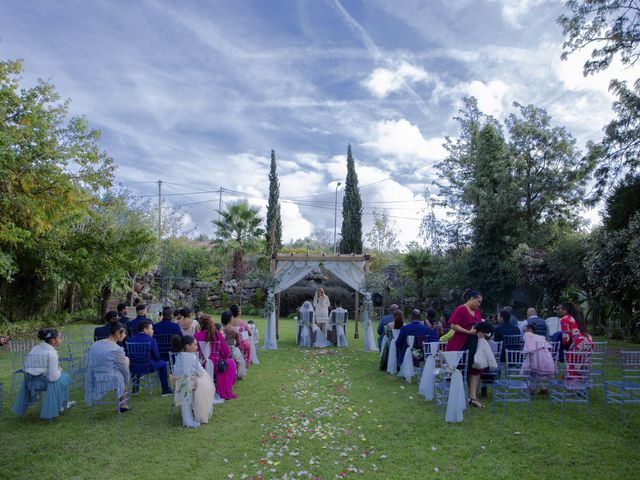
[603, 173, 640, 231]
[558, 1, 640, 197]
[507, 102, 592, 239]
[365, 209, 398, 270]
[339, 144, 363, 254]
[0, 58, 113, 318]
[211, 200, 264, 280]
[265, 149, 282, 256]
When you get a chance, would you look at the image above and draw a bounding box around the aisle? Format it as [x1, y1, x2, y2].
[234, 347, 387, 479]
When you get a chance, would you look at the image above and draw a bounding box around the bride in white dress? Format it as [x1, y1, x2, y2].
[313, 288, 331, 336]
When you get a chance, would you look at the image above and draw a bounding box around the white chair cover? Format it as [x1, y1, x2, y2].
[197, 341, 215, 381]
[298, 301, 314, 348]
[334, 311, 349, 348]
[262, 311, 278, 350]
[248, 325, 260, 365]
[386, 329, 400, 374]
[398, 336, 415, 383]
[418, 342, 440, 400]
[363, 317, 378, 352]
[546, 316, 560, 336]
[380, 335, 389, 358]
[313, 325, 332, 348]
[441, 351, 466, 423]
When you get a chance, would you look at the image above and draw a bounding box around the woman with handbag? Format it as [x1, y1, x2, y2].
[196, 313, 237, 399]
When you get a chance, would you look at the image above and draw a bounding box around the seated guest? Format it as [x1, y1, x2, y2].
[173, 309, 182, 323]
[494, 309, 521, 362]
[128, 304, 149, 337]
[128, 320, 172, 396]
[377, 303, 399, 349]
[95, 311, 120, 342]
[12, 329, 76, 419]
[396, 309, 429, 367]
[117, 303, 130, 327]
[221, 310, 247, 379]
[423, 308, 442, 342]
[170, 334, 214, 428]
[194, 314, 237, 400]
[85, 322, 130, 412]
[178, 307, 199, 336]
[154, 307, 183, 337]
[194, 307, 203, 323]
[525, 308, 548, 337]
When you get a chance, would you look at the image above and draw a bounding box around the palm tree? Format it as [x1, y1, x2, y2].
[211, 200, 264, 280]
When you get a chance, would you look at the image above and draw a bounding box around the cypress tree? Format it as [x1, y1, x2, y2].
[339, 144, 363, 254]
[265, 149, 283, 255]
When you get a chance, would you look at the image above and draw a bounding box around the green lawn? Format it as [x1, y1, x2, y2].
[1, 318, 639, 479]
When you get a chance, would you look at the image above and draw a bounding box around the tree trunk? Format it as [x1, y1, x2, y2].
[64, 284, 76, 313]
[98, 284, 112, 323]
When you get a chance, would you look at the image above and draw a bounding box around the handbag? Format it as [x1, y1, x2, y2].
[217, 358, 228, 373]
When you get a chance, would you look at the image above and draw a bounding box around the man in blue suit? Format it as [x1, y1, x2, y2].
[396, 309, 429, 367]
[377, 303, 399, 349]
[128, 320, 172, 396]
[153, 306, 183, 361]
[128, 304, 149, 337]
[94, 311, 119, 341]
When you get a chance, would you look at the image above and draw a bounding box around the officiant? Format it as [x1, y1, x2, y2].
[313, 288, 330, 335]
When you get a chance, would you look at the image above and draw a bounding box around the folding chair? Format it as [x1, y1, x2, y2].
[550, 350, 592, 418]
[126, 342, 157, 397]
[66, 341, 92, 391]
[434, 350, 468, 419]
[604, 350, 640, 421]
[8, 339, 37, 394]
[494, 350, 531, 415]
[480, 340, 503, 396]
[589, 341, 608, 389]
[86, 353, 130, 422]
[154, 334, 174, 362]
[501, 335, 523, 362]
[11, 354, 54, 420]
[80, 326, 96, 343]
[168, 351, 179, 421]
[528, 341, 559, 396]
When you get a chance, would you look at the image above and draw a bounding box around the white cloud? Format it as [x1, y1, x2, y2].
[457, 79, 512, 118]
[492, 0, 547, 28]
[364, 119, 446, 163]
[363, 62, 431, 98]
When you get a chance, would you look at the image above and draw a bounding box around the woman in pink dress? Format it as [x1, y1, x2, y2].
[446, 289, 484, 408]
[230, 304, 252, 367]
[194, 313, 237, 399]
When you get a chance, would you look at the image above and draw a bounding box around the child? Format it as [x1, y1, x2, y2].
[170, 335, 215, 428]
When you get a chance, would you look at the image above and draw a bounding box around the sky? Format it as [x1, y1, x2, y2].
[2, 0, 637, 246]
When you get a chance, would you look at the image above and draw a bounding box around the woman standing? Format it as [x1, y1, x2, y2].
[423, 308, 443, 342]
[230, 304, 252, 366]
[194, 314, 237, 400]
[446, 289, 485, 408]
[12, 329, 75, 419]
[85, 322, 131, 412]
[313, 288, 331, 335]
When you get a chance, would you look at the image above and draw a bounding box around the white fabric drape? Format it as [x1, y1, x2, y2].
[386, 329, 400, 374]
[248, 324, 260, 364]
[322, 260, 367, 293]
[273, 260, 321, 293]
[197, 341, 215, 381]
[380, 335, 389, 358]
[398, 336, 415, 383]
[418, 341, 440, 400]
[363, 318, 377, 352]
[441, 351, 466, 423]
[262, 310, 278, 350]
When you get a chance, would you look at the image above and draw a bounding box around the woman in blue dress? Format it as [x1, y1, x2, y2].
[11, 329, 75, 419]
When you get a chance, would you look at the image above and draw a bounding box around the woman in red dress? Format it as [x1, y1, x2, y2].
[446, 289, 484, 407]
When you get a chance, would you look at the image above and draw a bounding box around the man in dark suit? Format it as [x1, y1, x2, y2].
[377, 303, 399, 349]
[396, 309, 429, 367]
[494, 310, 521, 362]
[117, 303, 130, 327]
[94, 311, 119, 341]
[153, 306, 183, 361]
[128, 320, 172, 396]
[128, 304, 149, 337]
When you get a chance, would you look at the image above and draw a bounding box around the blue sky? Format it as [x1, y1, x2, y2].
[2, 0, 636, 244]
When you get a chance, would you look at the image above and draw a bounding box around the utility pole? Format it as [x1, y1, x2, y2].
[158, 179, 162, 241]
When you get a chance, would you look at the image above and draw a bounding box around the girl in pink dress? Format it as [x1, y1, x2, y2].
[194, 313, 237, 400]
[446, 289, 484, 408]
[230, 304, 252, 367]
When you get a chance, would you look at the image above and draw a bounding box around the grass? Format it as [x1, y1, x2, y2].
[1, 318, 639, 479]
